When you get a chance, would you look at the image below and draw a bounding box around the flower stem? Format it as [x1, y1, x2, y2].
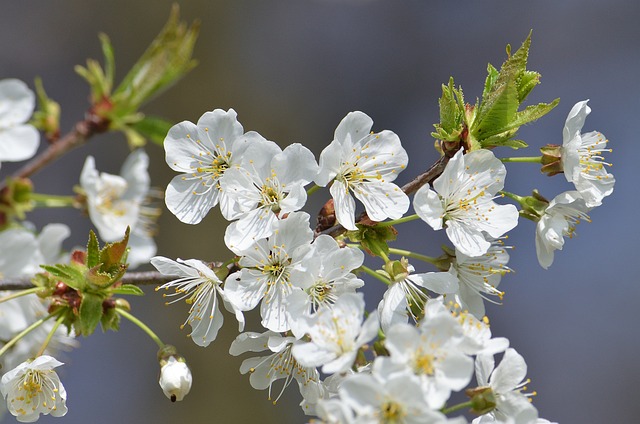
[387, 248, 438, 266]
[441, 400, 474, 415]
[359, 265, 390, 285]
[0, 311, 59, 359]
[116, 307, 165, 349]
[499, 190, 526, 205]
[306, 185, 322, 196]
[376, 214, 421, 227]
[29, 193, 78, 208]
[500, 156, 543, 164]
[36, 313, 66, 357]
[0, 287, 41, 304]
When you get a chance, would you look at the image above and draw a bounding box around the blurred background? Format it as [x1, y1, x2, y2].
[1, 0, 639, 422]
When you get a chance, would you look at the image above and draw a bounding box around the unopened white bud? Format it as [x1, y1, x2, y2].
[159, 356, 192, 402]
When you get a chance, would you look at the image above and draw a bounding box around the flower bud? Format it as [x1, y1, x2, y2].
[158, 345, 193, 402]
[540, 144, 563, 176]
[158, 354, 192, 402]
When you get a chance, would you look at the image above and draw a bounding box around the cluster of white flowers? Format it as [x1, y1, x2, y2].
[0, 70, 614, 424]
[151, 101, 614, 423]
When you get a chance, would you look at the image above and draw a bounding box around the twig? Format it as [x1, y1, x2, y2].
[1, 110, 108, 190]
[0, 270, 174, 291]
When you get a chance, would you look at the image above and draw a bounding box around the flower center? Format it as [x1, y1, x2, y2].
[381, 400, 405, 422]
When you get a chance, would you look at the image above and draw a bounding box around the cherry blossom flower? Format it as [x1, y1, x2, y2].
[80, 149, 157, 268]
[0, 79, 40, 166]
[291, 293, 379, 375]
[0, 356, 67, 422]
[222, 142, 318, 250]
[336, 356, 460, 424]
[229, 331, 323, 413]
[413, 149, 518, 257]
[561, 100, 614, 207]
[152, 256, 242, 347]
[445, 240, 512, 319]
[315, 111, 410, 230]
[535, 190, 591, 269]
[164, 108, 269, 224]
[377, 261, 458, 333]
[473, 348, 539, 424]
[224, 212, 314, 332]
[284, 235, 364, 338]
[384, 299, 473, 409]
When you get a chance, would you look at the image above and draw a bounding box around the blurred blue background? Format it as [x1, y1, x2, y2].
[1, 0, 639, 422]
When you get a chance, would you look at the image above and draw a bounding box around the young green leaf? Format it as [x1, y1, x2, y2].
[77, 292, 104, 336]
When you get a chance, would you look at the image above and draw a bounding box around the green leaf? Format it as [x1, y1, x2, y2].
[99, 227, 130, 273]
[101, 307, 120, 332]
[110, 284, 145, 296]
[473, 78, 518, 139]
[78, 293, 104, 336]
[86, 230, 100, 269]
[509, 99, 560, 129]
[481, 63, 499, 104]
[131, 115, 173, 146]
[41, 264, 87, 291]
[86, 266, 114, 289]
[517, 70, 540, 103]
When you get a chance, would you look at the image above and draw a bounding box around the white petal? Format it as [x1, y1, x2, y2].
[165, 174, 220, 224]
[490, 348, 527, 392]
[413, 185, 445, 230]
[330, 180, 357, 230]
[354, 181, 409, 221]
[0, 125, 39, 161]
[0, 79, 35, 126]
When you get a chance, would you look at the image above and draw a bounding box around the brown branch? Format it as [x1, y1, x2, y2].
[0, 270, 174, 291]
[1, 110, 108, 190]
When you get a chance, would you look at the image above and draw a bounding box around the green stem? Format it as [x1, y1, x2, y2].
[306, 185, 321, 196]
[0, 311, 59, 359]
[0, 287, 41, 304]
[36, 313, 66, 357]
[500, 156, 543, 164]
[359, 265, 390, 286]
[387, 248, 438, 266]
[30, 193, 77, 208]
[441, 400, 474, 415]
[116, 308, 165, 349]
[376, 214, 421, 227]
[499, 190, 526, 205]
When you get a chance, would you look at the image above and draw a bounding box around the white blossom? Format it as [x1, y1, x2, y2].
[222, 142, 319, 250]
[159, 356, 192, 402]
[0, 356, 67, 422]
[229, 331, 324, 413]
[377, 262, 458, 333]
[224, 211, 314, 332]
[535, 190, 591, 269]
[80, 149, 157, 268]
[444, 240, 512, 319]
[474, 348, 538, 424]
[152, 256, 242, 347]
[561, 100, 614, 207]
[285, 235, 364, 338]
[164, 108, 269, 224]
[315, 111, 410, 230]
[413, 149, 518, 257]
[337, 356, 455, 424]
[384, 299, 473, 409]
[0, 79, 40, 166]
[292, 293, 379, 375]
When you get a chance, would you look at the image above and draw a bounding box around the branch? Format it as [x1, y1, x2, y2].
[1, 110, 108, 190]
[0, 270, 174, 291]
